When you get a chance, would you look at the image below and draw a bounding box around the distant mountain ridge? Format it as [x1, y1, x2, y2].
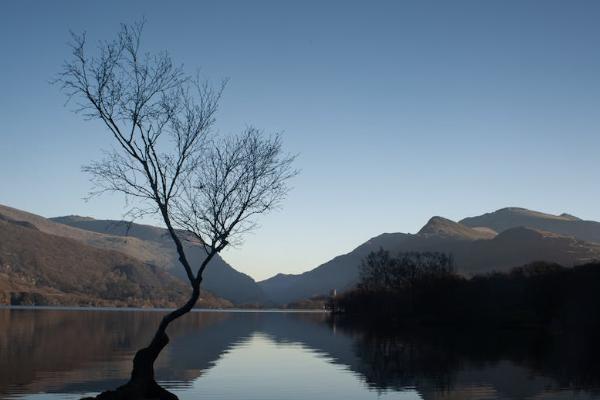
[259, 207, 600, 304]
[3, 203, 600, 307]
[460, 207, 600, 243]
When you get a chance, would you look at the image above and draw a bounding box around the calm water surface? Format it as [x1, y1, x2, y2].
[1, 307, 599, 400]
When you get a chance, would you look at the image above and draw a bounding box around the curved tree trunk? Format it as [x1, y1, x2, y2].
[81, 210, 219, 400]
[131, 283, 201, 382]
[84, 282, 202, 400]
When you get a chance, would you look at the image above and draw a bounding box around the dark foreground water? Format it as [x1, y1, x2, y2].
[1, 308, 600, 400]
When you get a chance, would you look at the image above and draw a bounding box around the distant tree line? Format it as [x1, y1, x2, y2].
[333, 248, 600, 329]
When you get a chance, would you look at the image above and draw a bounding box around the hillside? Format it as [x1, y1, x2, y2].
[460, 207, 600, 243]
[50, 216, 266, 305]
[0, 214, 231, 307]
[260, 213, 600, 304]
[0, 204, 265, 305]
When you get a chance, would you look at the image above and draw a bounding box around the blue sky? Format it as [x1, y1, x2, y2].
[1, 0, 599, 280]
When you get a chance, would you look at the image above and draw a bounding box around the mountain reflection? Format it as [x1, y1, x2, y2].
[2, 308, 600, 400]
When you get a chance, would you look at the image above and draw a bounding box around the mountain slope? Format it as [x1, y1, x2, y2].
[0, 205, 165, 266]
[460, 207, 600, 243]
[260, 215, 600, 304]
[0, 214, 231, 307]
[0, 204, 264, 305]
[50, 215, 266, 305]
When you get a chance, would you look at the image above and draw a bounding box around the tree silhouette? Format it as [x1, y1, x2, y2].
[56, 21, 296, 400]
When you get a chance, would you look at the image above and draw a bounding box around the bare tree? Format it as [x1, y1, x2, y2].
[56, 22, 296, 400]
[359, 250, 455, 293]
[358, 250, 455, 314]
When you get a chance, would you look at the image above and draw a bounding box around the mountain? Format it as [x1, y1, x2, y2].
[50, 215, 266, 305]
[6, 203, 600, 307]
[259, 213, 600, 304]
[418, 216, 496, 240]
[0, 212, 231, 307]
[460, 207, 600, 243]
[0, 204, 264, 305]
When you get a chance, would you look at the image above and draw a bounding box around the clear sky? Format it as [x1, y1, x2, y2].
[1, 0, 599, 281]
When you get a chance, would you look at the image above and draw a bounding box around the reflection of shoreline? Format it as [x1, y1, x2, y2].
[0, 309, 237, 396]
[334, 318, 600, 399]
[0, 305, 328, 313]
[3, 309, 600, 400]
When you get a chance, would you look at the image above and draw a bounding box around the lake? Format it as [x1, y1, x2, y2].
[1, 307, 599, 400]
